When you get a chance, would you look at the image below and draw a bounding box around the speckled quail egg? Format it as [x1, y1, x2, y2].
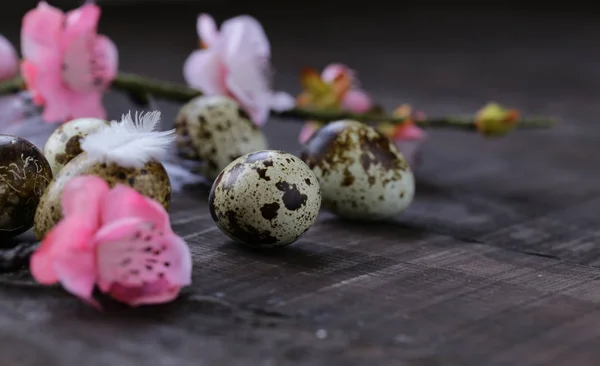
[209, 150, 321, 248]
[34, 152, 171, 240]
[43, 117, 109, 176]
[175, 95, 268, 180]
[0, 135, 53, 239]
[300, 120, 414, 221]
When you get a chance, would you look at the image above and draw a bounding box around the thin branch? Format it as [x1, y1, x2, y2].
[0, 73, 558, 131]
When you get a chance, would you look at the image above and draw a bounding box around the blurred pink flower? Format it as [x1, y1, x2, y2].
[297, 63, 373, 144]
[183, 13, 294, 126]
[320, 63, 372, 113]
[30, 175, 192, 308]
[0, 35, 18, 82]
[20, 1, 118, 123]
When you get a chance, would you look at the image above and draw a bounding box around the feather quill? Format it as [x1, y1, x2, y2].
[80, 110, 175, 168]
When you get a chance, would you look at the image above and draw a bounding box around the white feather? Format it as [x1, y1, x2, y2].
[80, 110, 175, 169]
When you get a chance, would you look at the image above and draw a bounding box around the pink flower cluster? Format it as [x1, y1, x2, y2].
[20, 1, 118, 122]
[31, 175, 192, 308]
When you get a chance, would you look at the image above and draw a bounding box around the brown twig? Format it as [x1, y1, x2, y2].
[0, 73, 559, 131]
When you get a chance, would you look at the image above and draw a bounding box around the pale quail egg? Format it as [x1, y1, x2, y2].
[34, 153, 171, 240]
[175, 95, 268, 180]
[209, 150, 321, 248]
[34, 110, 173, 240]
[43, 117, 109, 176]
[300, 120, 414, 221]
[0, 135, 53, 239]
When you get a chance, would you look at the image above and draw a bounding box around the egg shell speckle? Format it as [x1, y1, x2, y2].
[175, 95, 268, 180]
[0, 135, 53, 240]
[300, 120, 414, 221]
[34, 152, 171, 240]
[209, 150, 321, 248]
[43, 118, 109, 176]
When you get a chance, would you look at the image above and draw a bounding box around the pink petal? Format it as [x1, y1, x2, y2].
[108, 280, 182, 307]
[30, 217, 96, 288]
[93, 217, 143, 291]
[219, 15, 270, 60]
[35, 69, 73, 122]
[219, 16, 272, 123]
[20, 61, 36, 87]
[21, 1, 64, 67]
[68, 91, 107, 120]
[224, 59, 272, 125]
[61, 4, 105, 92]
[30, 223, 63, 285]
[341, 89, 372, 113]
[94, 35, 119, 83]
[100, 184, 170, 228]
[61, 175, 110, 227]
[197, 14, 219, 47]
[94, 217, 191, 299]
[183, 49, 226, 95]
[20, 61, 44, 105]
[61, 34, 118, 93]
[94, 217, 141, 246]
[53, 245, 97, 304]
[0, 35, 18, 81]
[269, 91, 295, 112]
[64, 3, 100, 36]
[321, 63, 354, 84]
[156, 233, 192, 286]
[299, 122, 320, 144]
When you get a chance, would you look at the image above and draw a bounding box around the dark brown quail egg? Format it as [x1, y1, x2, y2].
[175, 95, 268, 180]
[300, 120, 414, 221]
[43, 117, 109, 176]
[209, 150, 321, 248]
[0, 134, 53, 239]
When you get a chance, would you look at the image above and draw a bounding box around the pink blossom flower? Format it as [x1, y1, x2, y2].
[320, 63, 372, 113]
[297, 64, 373, 144]
[30, 175, 192, 308]
[183, 14, 294, 126]
[20, 1, 118, 123]
[0, 35, 18, 82]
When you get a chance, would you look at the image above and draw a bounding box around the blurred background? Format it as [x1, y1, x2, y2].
[1, 0, 600, 153]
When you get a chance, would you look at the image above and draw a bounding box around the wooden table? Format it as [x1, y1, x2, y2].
[1, 2, 600, 365]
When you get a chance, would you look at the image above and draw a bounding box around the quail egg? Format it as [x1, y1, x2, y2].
[43, 117, 109, 176]
[0, 135, 53, 239]
[34, 153, 171, 240]
[209, 150, 321, 248]
[175, 95, 268, 180]
[300, 120, 414, 221]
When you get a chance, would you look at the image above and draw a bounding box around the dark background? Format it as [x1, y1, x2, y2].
[3, 0, 600, 151]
